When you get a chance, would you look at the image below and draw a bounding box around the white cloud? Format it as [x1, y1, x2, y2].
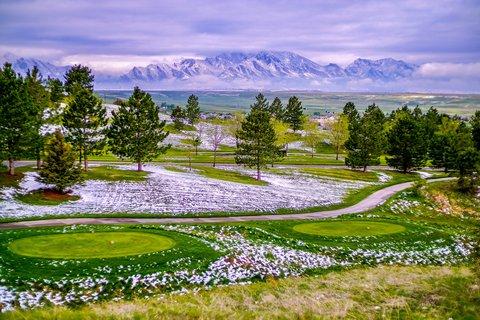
[58, 54, 202, 74]
[416, 62, 480, 79]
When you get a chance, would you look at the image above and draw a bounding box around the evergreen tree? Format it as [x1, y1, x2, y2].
[235, 95, 281, 180]
[471, 110, 480, 151]
[171, 106, 186, 130]
[269, 97, 284, 119]
[0, 63, 36, 175]
[431, 117, 473, 172]
[64, 64, 94, 95]
[185, 94, 200, 125]
[47, 77, 64, 103]
[38, 130, 82, 193]
[386, 109, 428, 173]
[455, 147, 479, 193]
[342, 102, 358, 123]
[284, 96, 304, 131]
[345, 104, 385, 171]
[107, 87, 170, 171]
[251, 93, 269, 112]
[25, 66, 51, 168]
[63, 88, 107, 171]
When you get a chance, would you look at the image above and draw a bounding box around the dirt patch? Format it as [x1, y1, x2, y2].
[41, 189, 77, 201]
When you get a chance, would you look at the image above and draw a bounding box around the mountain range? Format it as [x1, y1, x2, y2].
[1, 51, 419, 89]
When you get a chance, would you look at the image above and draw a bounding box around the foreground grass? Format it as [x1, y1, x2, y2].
[4, 265, 478, 319]
[84, 166, 148, 182]
[15, 189, 80, 206]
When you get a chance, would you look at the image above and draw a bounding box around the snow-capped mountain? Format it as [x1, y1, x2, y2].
[1, 51, 419, 88]
[1, 53, 69, 79]
[120, 51, 418, 83]
[345, 58, 418, 80]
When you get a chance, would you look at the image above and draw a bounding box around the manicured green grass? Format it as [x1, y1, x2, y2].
[3, 265, 477, 320]
[293, 221, 406, 237]
[85, 166, 148, 182]
[300, 167, 380, 182]
[8, 232, 175, 259]
[15, 189, 80, 206]
[192, 165, 268, 186]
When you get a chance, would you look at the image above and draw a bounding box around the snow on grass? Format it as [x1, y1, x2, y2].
[0, 165, 367, 219]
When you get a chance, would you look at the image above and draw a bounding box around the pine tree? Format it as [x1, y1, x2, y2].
[386, 109, 428, 173]
[284, 96, 304, 131]
[107, 87, 170, 171]
[269, 97, 284, 119]
[47, 77, 64, 103]
[431, 117, 473, 172]
[171, 106, 186, 130]
[64, 64, 94, 95]
[455, 147, 479, 193]
[235, 95, 281, 180]
[63, 88, 107, 171]
[345, 104, 385, 171]
[0, 63, 36, 175]
[185, 94, 200, 125]
[471, 110, 480, 151]
[251, 93, 269, 112]
[342, 102, 358, 123]
[38, 130, 82, 193]
[25, 66, 51, 168]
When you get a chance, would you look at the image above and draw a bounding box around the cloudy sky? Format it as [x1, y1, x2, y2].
[1, 0, 479, 92]
[1, 0, 479, 71]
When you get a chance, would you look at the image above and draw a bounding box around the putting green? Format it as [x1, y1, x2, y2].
[293, 221, 406, 237]
[8, 232, 175, 259]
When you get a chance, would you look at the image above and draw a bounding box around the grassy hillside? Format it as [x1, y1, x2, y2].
[3, 265, 478, 319]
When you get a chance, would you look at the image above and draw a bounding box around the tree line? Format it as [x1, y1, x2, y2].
[342, 102, 480, 193]
[0, 63, 171, 192]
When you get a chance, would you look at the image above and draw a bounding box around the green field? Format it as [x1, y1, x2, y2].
[98, 90, 480, 116]
[9, 232, 175, 259]
[293, 221, 406, 237]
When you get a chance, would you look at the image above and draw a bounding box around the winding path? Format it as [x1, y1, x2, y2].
[0, 178, 452, 230]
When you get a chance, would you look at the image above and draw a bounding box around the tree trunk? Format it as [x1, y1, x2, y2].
[195, 146, 198, 156]
[36, 158, 42, 169]
[363, 165, 367, 172]
[83, 156, 88, 172]
[257, 166, 261, 180]
[335, 146, 339, 160]
[137, 161, 143, 172]
[8, 158, 14, 176]
[213, 149, 217, 167]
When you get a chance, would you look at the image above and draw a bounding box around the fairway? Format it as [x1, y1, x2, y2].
[8, 232, 176, 259]
[293, 221, 406, 237]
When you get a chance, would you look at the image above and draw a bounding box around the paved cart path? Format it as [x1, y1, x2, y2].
[0, 178, 452, 230]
